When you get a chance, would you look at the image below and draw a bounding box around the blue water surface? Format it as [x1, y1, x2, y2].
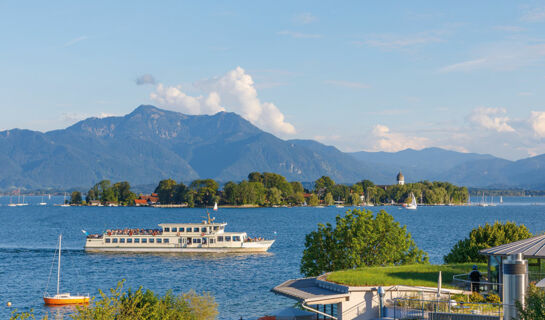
[1, 196, 545, 319]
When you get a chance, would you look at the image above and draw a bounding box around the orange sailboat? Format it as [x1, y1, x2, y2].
[43, 234, 90, 305]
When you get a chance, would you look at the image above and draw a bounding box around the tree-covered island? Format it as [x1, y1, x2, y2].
[75, 172, 469, 207]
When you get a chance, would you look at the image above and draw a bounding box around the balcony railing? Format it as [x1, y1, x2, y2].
[452, 274, 502, 294]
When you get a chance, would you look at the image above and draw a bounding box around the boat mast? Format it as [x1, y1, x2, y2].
[57, 234, 62, 295]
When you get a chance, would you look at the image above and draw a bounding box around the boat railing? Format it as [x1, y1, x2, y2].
[452, 273, 502, 294]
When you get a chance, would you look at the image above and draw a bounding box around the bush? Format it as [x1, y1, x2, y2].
[444, 221, 532, 263]
[517, 283, 545, 320]
[300, 209, 428, 277]
[469, 292, 486, 303]
[10, 281, 217, 320]
[486, 293, 501, 304]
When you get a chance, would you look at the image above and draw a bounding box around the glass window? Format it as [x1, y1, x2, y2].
[142, 238, 147, 243]
[201, 227, 207, 232]
[164, 227, 170, 232]
[172, 227, 177, 232]
[225, 236, 231, 241]
[193, 227, 199, 232]
[157, 238, 162, 243]
[179, 227, 185, 232]
[149, 238, 155, 243]
[120, 238, 125, 243]
[164, 238, 169, 243]
[105, 238, 111, 243]
[127, 238, 133, 243]
[210, 238, 215, 244]
[214, 226, 219, 231]
[218, 236, 223, 242]
[194, 238, 201, 243]
[113, 238, 118, 243]
[134, 238, 140, 243]
[233, 236, 240, 242]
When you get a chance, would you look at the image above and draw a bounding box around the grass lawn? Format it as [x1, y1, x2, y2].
[326, 263, 487, 288]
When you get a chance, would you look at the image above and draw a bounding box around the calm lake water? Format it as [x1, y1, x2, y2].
[1, 196, 545, 319]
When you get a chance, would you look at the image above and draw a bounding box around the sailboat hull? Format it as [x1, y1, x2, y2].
[44, 295, 89, 305]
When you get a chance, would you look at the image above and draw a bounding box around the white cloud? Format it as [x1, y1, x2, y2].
[356, 32, 442, 50]
[370, 124, 430, 152]
[150, 67, 296, 135]
[64, 36, 88, 47]
[530, 111, 545, 137]
[277, 30, 321, 39]
[522, 7, 545, 22]
[439, 58, 488, 73]
[294, 13, 317, 24]
[324, 80, 370, 89]
[467, 107, 515, 133]
[62, 112, 116, 123]
[136, 74, 156, 85]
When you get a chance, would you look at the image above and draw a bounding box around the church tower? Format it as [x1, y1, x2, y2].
[397, 171, 405, 185]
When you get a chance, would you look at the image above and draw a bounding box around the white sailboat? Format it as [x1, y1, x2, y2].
[478, 192, 489, 207]
[39, 194, 47, 206]
[60, 192, 70, 207]
[43, 234, 89, 305]
[405, 193, 417, 210]
[213, 202, 218, 211]
[20, 194, 28, 206]
[500, 196, 503, 204]
[8, 196, 16, 207]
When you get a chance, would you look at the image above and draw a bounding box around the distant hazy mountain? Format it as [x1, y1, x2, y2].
[0, 106, 388, 189]
[1, 105, 544, 190]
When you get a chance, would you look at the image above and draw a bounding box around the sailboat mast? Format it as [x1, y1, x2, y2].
[57, 234, 62, 295]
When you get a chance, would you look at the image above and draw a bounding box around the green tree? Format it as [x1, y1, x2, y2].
[290, 181, 304, 194]
[517, 283, 545, 320]
[248, 172, 263, 183]
[308, 194, 319, 206]
[348, 193, 360, 206]
[113, 181, 134, 204]
[301, 209, 428, 276]
[222, 181, 238, 205]
[314, 176, 335, 196]
[189, 179, 219, 207]
[267, 187, 283, 205]
[324, 192, 334, 206]
[70, 191, 82, 204]
[155, 179, 178, 204]
[444, 221, 532, 263]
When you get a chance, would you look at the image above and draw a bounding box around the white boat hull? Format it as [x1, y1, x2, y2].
[85, 241, 274, 253]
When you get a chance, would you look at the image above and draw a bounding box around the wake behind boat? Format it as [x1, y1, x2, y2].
[84, 212, 274, 253]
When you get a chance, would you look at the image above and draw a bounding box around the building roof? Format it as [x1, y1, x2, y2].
[397, 171, 404, 181]
[479, 234, 545, 258]
[271, 277, 349, 304]
[134, 199, 148, 205]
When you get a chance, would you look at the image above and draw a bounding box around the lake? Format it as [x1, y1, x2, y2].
[1, 196, 545, 319]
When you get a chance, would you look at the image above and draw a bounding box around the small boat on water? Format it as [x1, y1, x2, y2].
[84, 211, 274, 253]
[39, 194, 47, 206]
[44, 234, 90, 305]
[404, 192, 417, 210]
[60, 192, 70, 207]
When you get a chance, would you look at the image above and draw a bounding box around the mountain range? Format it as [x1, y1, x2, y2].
[1, 105, 544, 190]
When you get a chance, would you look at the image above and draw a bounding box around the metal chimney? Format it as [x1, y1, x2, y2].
[503, 253, 528, 320]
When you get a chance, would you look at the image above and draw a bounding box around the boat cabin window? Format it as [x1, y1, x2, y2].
[194, 238, 201, 244]
[164, 227, 170, 232]
[171, 227, 177, 232]
[142, 238, 147, 243]
[120, 238, 125, 243]
[217, 236, 223, 242]
[179, 227, 185, 232]
[134, 238, 140, 243]
[233, 236, 241, 242]
[164, 238, 169, 243]
[149, 238, 155, 243]
[201, 227, 207, 233]
[127, 238, 133, 243]
[214, 226, 219, 231]
[209, 238, 215, 244]
[225, 236, 231, 241]
[112, 238, 118, 243]
[105, 238, 111, 243]
[157, 238, 162, 243]
[193, 227, 199, 232]
[202, 238, 207, 244]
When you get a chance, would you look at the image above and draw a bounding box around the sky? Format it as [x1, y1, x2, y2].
[1, 1, 545, 160]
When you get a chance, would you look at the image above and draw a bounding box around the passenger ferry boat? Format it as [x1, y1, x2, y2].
[84, 213, 274, 253]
